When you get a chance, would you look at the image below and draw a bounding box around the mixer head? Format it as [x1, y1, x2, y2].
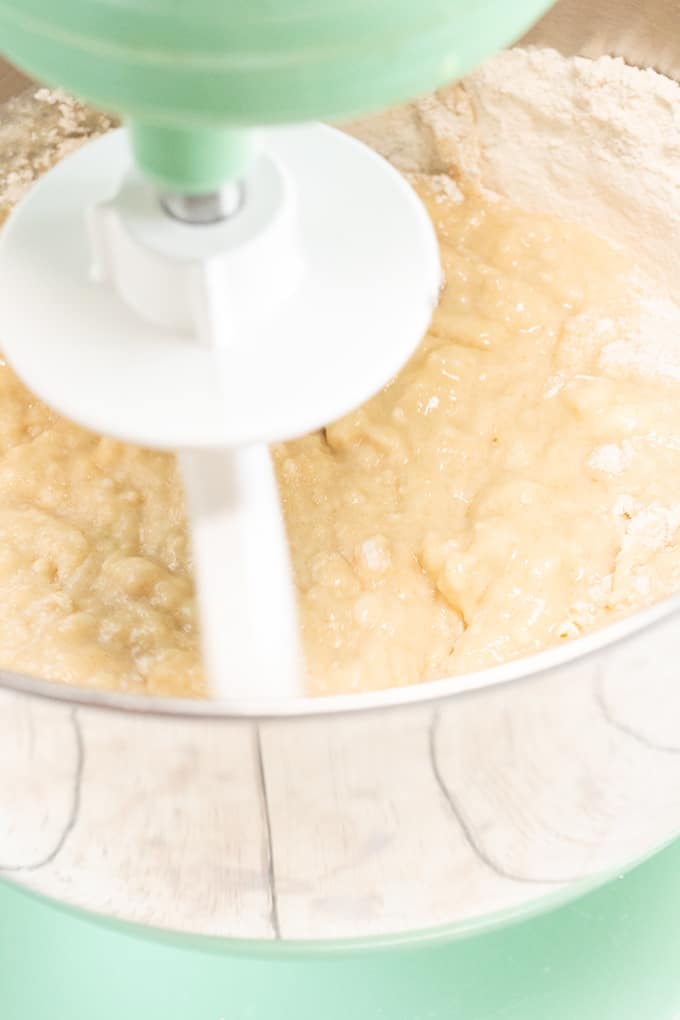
[0, 0, 555, 699]
[0, 0, 555, 192]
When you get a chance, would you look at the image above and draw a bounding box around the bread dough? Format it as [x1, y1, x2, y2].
[280, 182, 680, 694]
[0, 179, 678, 697]
[0, 371, 201, 695]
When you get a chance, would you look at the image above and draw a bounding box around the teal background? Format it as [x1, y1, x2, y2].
[2, 838, 679, 1020]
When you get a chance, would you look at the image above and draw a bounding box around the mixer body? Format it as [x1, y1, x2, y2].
[1, 0, 680, 945]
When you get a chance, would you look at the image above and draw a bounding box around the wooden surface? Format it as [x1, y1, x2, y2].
[0, 59, 30, 104]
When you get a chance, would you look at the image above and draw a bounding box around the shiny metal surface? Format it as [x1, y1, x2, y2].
[160, 184, 244, 225]
[1, 0, 680, 941]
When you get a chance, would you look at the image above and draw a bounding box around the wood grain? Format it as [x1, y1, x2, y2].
[2, 631, 680, 941]
[0, 690, 80, 870]
[258, 708, 553, 939]
[4, 708, 276, 938]
[432, 658, 680, 884]
[0, 59, 30, 105]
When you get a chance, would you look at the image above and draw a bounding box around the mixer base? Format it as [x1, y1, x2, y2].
[1, 838, 679, 1020]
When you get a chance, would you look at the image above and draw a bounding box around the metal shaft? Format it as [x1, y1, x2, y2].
[160, 183, 244, 225]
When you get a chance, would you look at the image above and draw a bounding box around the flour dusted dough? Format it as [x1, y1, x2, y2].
[1, 48, 680, 697]
[0, 379, 200, 695]
[280, 184, 680, 693]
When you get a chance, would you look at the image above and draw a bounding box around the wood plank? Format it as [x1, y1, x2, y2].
[0, 59, 30, 105]
[596, 615, 680, 751]
[22, 709, 275, 938]
[0, 690, 80, 869]
[432, 654, 680, 883]
[259, 707, 548, 940]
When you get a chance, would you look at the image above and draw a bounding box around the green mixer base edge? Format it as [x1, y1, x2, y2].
[2, 838, 679, 1020]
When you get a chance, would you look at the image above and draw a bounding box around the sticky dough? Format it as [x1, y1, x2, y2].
[279, 183, 680, 694]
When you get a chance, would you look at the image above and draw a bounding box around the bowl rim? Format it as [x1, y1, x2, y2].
[1, 590, 678, 721]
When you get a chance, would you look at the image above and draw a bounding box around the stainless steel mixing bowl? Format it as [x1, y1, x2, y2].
[1, 0, 679, 943]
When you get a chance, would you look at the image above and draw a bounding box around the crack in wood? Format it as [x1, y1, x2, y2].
[594, 666, 680, 754]
[428, 708, 587, 886]
[255, 726, 281, 939]
[0, 706, 84, 872]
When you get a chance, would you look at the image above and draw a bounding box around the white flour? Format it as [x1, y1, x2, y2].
[349, 47, 680, 377]
[417, 49, 680, 299]
[588, 441, 634, 476]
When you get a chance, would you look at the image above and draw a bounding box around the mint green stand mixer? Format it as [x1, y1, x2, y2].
[1, 1, 680, 1019]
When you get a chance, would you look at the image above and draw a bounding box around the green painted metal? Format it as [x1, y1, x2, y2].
[0, 0, 554, 189]
[129, 121, 256, 193]
[2, 839, 680, 1019]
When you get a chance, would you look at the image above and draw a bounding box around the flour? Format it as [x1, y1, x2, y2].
[588, 441, 635, 476]
[417, 48, 680, 383]
[600, 276, 680, 382]
[348, 47, 680, 380]
[424, 173, 464, 205]
[416, 50, 680, 299]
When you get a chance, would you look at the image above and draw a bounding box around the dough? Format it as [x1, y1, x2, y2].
[0, 369, 200, 695]
[1, 180, 679, 697]
[279, 182, 680, 694]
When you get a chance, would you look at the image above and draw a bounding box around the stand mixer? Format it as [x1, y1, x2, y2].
[1, 2, 680, 1019]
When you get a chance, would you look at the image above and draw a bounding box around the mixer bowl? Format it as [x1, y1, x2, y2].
[1, 0, 680, 944]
